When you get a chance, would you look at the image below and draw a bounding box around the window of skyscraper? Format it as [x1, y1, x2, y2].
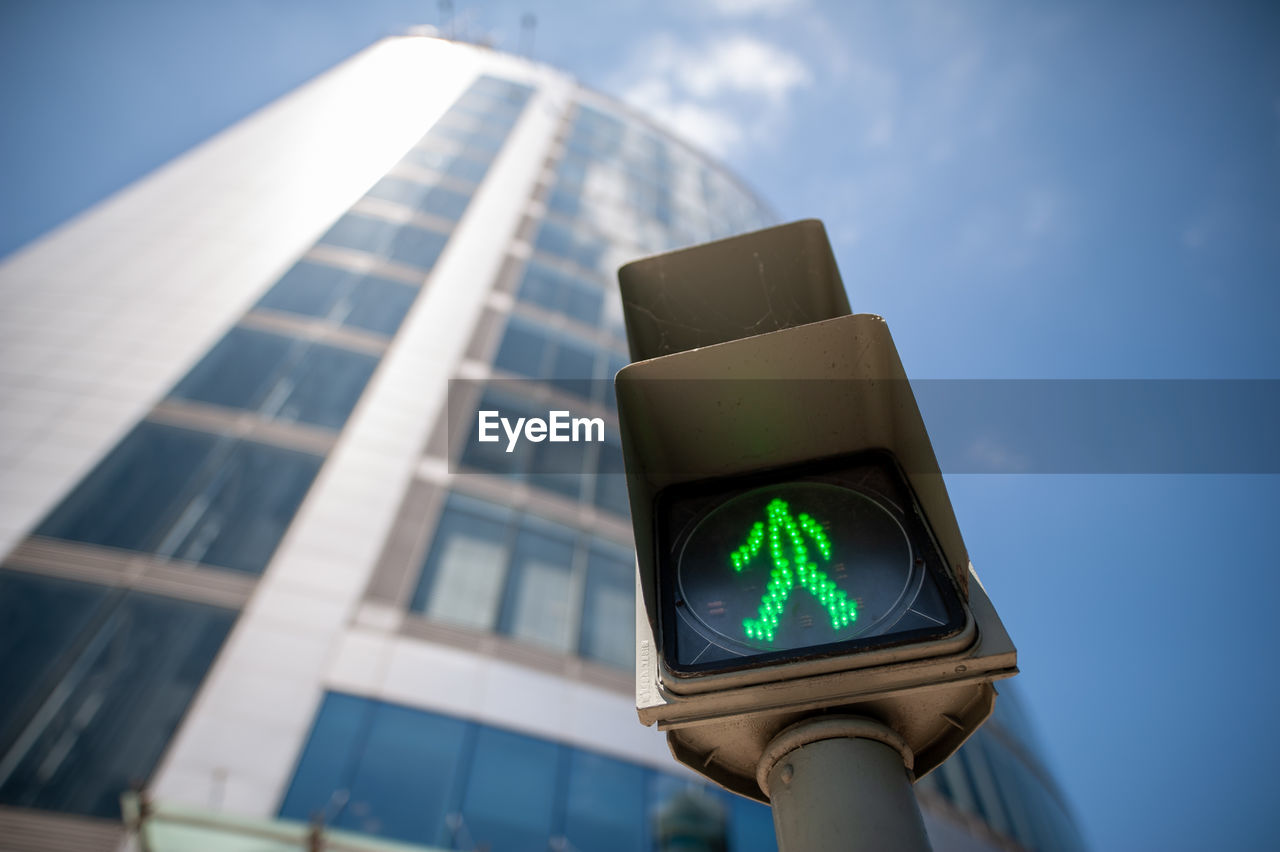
[490, 316, 613, 406]
[278, 693, 470, 844]
[170, 326, 379, 430]
[411, 494, 513, 629]
[516, 260, 605, 327]
[409, 493, 634, 667]
[279, 695, 778, 852]
[462, 726, 560, 849]
[562, 750, 647, 852]
[320, 213, 448, 271]
[365, 178, 471, 222]
[35, 422, 322, 575]
[457, 385, 626, 513]
[580, 543, 635, 670]
[403, 142, 491, 184]
[499, 519, 578, 653]
[0, 571, 235, 818]
[533, 220, 608, 272]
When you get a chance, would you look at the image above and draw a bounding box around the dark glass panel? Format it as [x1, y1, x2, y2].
[0, 571, 111, 752]
[556, 153, 590, 188]
[365, 176, 427, 208]
[387, 224, 448, 271]
[279, 692, 370, 824]
[173, 326, 376, 430]
[492, 318, 549, 378]
[272, 343, 379, 430]
[527, 438, 586, 501]
[729, 796, 779, 852]
[547, 335, 597, 399]
[468, 76, 534, 106]
[256, 261, 351, 319]
[516, 263, 604, 326]
[436, 110, 512, 144]
[547, 187, 581, 218]
[403, 144, 490, 183]
[170, 326, 296, 412]
[460, 726, 559, 851]
[167, 440, 322, 574]
[499, 519, 577, 652]
[534, 221, 605, 272]
[459, 389, 541, 477]
[448, 95, 524, 128]
[337, 701, 469, 844]
[0, 590, 235, 818]
[419, 186, 471, 222]
[319, 213, 397, 256]
[561, 278, 604, 326]
[35, 422, 220, 554]
[343, 276, 418, 337]
[428, 123, 505, 153]
[593, 434, 630, 517]
[410, 494, 513, 627]
[648, 774, 729, 852]
[580, 545, 635, 670]
[516, 262, 560, 311]
[563, 750, 646, 852]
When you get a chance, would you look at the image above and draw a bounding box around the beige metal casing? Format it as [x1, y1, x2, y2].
[615, 223, 1018, 802]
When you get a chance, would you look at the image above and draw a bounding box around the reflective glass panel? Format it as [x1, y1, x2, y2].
[172, 327, 377, 430]
[0, 585, 234, 818]
[162, 439, 323, 574]
[592, 434, 630, 517]
[35, 422, 221, 554]
[387, 223, 448, 270]
[460, 726, 559, 851]
[343, 276, 418, 337]
[0, 571, 111, 752]
[492, 317, 549, 378]
[269, 342, 379, 430]
[411, 495, 513, 627]
[278, 692, 369, 825]
[339, 701, 469, 843]
[501, 518, 577, 652]
[404, 144, 490, 183]
[171, 326, 296, 413]
[580, 545, 635, 670]
[256, 261, 350, 318]
[563, 750, 646, 852]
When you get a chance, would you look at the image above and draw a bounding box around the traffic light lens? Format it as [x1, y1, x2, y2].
[676, 482, 917, 655]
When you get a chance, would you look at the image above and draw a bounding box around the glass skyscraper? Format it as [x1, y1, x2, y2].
[0, 34, 1083, 852]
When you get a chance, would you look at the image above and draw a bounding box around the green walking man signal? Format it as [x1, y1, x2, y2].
[730, 498, 858, 643]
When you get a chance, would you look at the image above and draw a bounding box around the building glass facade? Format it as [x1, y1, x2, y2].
[0, 36, 1083, 852]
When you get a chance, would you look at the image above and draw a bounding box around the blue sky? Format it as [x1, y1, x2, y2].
[2, 1, 1278, 849]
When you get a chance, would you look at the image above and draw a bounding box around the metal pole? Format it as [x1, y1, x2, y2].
[757, 716, 932, 852]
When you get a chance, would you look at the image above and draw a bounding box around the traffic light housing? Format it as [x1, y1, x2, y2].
[615, 221, 1016, 802]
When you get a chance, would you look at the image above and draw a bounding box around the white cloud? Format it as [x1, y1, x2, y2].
[612, 33, 811, 156]
[679, 36, 812, 104]
[622, 77, 745, 156]
[701, 0, 806, 18]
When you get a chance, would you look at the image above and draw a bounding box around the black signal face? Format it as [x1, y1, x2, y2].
[657, 453, 966, 676]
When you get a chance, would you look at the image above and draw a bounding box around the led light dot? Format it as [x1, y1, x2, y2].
[728, 496, 859, 646]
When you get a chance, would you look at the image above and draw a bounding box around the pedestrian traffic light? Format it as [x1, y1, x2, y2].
[614, 221, 1016, 802]
[657, 452, 967, 678]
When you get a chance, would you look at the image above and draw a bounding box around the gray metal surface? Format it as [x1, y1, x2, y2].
[765, 723, 932, 852]
[618, 219, 850, 362]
